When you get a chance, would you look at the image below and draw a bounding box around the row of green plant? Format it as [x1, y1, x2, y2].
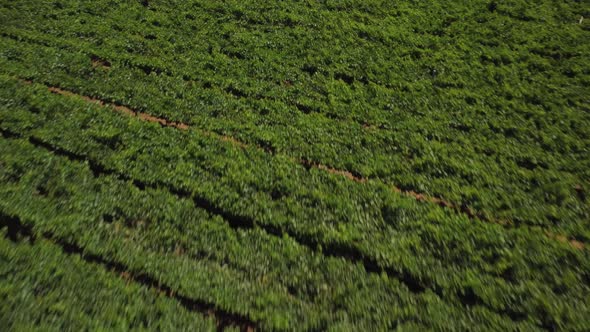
[0, 1, 588, 239]
[1, 75, 588, 329]
[0, 227, 219, 331]
[0, 137, 312, 330]
[0, 32, 588, 244]
[0, 133, 525, 330]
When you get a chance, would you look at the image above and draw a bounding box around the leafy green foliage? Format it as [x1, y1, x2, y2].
[0, 233, 217, 331]
[0, 0, 589, 330]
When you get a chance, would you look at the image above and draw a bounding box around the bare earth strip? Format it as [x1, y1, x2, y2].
[23, 79, 585, 250]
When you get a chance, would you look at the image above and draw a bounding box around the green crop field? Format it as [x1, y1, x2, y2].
[1, 0, 589, 330]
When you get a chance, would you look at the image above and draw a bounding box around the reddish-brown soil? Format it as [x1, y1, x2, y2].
[24, 79, 586, 251]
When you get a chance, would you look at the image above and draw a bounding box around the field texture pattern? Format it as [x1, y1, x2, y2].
[1, 0, 589, 330]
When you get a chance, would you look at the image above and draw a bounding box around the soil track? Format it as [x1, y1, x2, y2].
[23, 79, 585, 251]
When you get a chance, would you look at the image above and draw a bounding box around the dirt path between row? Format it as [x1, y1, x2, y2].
[28, 79, 585, 251]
